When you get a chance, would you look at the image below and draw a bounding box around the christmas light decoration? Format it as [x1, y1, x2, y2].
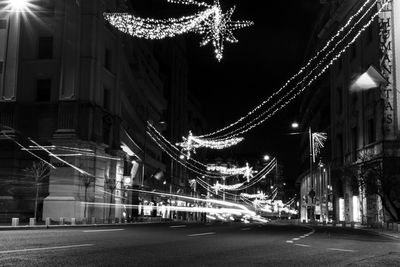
[197, 159, 277, 192]
[312, 132, 327, 162]
[194, 0, 381, 141]
[147, 127, 226, 178]
[194, 0, 377, 140]
[240, 193, 267, 199]
[206, 162, 254, 178]
[212, 181, 244, 193]
[243, 162, 253, 182]
[176, 130, 243, 159]
[104, 0, 253, 61]
[180, 0, 383, 146]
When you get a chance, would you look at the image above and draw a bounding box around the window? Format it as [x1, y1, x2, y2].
[368, 118, 376, 144]
[336, 87, 343, 114]
[38, 36, 53, 59]
[336, 57, 343, 74]
[351, 127, 358, 161]
[351, 43, 357, 60]
[36, 79, 51, 102]
[0, 61, 3, 74]
[103, 88, 110, 110]
[104, 48, 112, 71]
[0, 19, 7, 29]
[337, 134, 343, 161]
[367, 26, 374, 44]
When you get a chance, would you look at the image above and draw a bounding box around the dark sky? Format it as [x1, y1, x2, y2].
[187, 0, 322, 183]
[130, 0, 322, 184]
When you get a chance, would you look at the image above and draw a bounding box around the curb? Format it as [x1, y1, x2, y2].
[0, 221, 194, 231]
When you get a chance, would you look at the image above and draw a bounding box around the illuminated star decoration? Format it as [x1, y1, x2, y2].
[177, 131, 244, 159]
[103, 0, 253, 61]
[243, 162, 254, 182]
[196, 0, 254, 61]
[312, 132, 327, 162]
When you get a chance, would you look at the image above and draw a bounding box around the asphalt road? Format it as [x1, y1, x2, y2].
[0, 222, 399, 266]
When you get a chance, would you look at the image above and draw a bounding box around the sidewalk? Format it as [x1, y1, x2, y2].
[272, 219, 400, 240]
[0, 217, 204, 231]
[356, 224, 400, 240]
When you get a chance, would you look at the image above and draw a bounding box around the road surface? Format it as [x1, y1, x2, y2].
[0, 222, 399, 266]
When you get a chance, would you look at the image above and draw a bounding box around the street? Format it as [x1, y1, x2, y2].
[0, 222, 399, 266]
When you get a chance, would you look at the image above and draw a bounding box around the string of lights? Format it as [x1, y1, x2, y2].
[104, 0, 253, 61]
[176, 130, 244, 159]
[200, 0, 379, 141]
[148, 123, 246, 178]
[196, 159, 276, 192]
[195, 0, 377, 139]
[147, 129, 225, 178]
[206, 163, 253, 177]
[184, 1, 386, 145]
[190, 0, 380, 142]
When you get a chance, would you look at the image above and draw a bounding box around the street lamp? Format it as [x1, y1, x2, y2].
[263, 155, 270, 161]
[7, 0, 31, 12]
[351, 65, 388, 91]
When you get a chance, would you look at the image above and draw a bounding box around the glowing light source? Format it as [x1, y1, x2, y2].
[291, 122, 299, 129]
[103, 0, 253, 61]
[9, 0, 28, 10]
[180, 0, 385, 146]
[312, 132, 327, 162]
[263, 155, 271, 161]
[176, 130, 243, 158]
[351, 65, 388, 91]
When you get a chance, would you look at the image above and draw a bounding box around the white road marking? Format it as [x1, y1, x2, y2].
[327, 248, 355, 253]
[241, 228, 251, 231]
[83, 229, 124, 233]
[293, 238, 300, 240]
[188, 232, 216, 237]
[0, 244, 95, 254]
[170, 225, 187, 228]
[286, 240, 294, 243]
[294, 244, 310, 247]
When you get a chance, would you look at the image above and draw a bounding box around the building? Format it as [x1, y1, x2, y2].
[0, 0, 192, 223]
[298, 0, 400, 224]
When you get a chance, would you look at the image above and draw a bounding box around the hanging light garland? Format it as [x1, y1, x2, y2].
[174, 0, 384, 150]
[193, 0, 377, 140]
[103, 0, 253, 61]
[197, 159, 277, 192]
[193, 0, 380, 142]
[198, 0, 379, 138]
[206, 162, 254, 177]
[176, 131, 243, 159]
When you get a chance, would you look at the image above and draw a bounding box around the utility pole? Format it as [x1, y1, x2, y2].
[309, 126, 315, 222]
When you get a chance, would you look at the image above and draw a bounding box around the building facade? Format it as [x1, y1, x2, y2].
[299, 0, 400, 224]
[0, 0, 191, 223]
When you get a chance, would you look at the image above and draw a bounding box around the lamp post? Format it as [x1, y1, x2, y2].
[292, 122, 316, 222]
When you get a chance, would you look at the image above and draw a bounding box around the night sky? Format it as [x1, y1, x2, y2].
[131, 0, 323, 185]
[187, 0, 322, 184]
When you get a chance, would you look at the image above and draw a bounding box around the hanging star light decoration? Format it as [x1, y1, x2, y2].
[243, 162, 254, 182]
[176, 131, 244, 159]
[312, 132, 327, 162]
[103, 0, 253, 61]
